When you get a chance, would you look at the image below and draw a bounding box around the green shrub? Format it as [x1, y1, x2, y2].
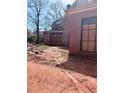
[27, 35, 37, 43]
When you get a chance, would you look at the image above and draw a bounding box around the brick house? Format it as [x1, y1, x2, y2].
[63, 0, 97, 56]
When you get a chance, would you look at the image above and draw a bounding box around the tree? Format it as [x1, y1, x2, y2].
[43, 0, 65, 31]
[27, 0, 47, 44]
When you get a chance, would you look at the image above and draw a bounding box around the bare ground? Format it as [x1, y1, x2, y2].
[27, 44, 97, 93]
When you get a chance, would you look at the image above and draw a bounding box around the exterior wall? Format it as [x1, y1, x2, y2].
[63, 5, 97, 55]
[63, 13, 70, 47]
[43, 31, 66, 46]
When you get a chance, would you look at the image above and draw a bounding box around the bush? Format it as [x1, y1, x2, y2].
[27, 35, 37, 43]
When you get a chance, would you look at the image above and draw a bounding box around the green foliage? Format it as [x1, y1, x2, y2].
[27, 35, 37, 43]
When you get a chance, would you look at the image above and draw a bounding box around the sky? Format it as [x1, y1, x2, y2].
[61, 0, 75, 5]
[27, 0, 76, 31]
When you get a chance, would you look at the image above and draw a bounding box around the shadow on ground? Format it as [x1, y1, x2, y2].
[56, 55, 97, 78]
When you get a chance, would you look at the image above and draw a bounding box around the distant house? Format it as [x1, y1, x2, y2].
[52, 18, 64, 31]
[43, 18, 64, 46]
[63, 0, 97, 56]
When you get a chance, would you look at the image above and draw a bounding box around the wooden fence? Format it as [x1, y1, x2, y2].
[43, 31, 63, 46]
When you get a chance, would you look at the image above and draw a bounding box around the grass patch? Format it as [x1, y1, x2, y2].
[36, 44, 49, 51]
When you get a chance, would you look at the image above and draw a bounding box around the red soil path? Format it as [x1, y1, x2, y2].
[28, 62, 96, 93]
[28, 46, 97, 93]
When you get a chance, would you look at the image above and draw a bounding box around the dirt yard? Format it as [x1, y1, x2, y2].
[27, 44, 97, 93]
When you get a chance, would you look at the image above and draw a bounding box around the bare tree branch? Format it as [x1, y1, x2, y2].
[27, 0, 47, 43]
[44, 0, 65, 31]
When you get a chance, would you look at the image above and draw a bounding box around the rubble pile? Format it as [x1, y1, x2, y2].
[27, 43, 69, 66]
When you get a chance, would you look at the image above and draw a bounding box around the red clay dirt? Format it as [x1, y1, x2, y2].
[27, 44, 97, 93]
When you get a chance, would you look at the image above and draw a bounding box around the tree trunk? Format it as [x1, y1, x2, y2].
[36, 15, 40, 44]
